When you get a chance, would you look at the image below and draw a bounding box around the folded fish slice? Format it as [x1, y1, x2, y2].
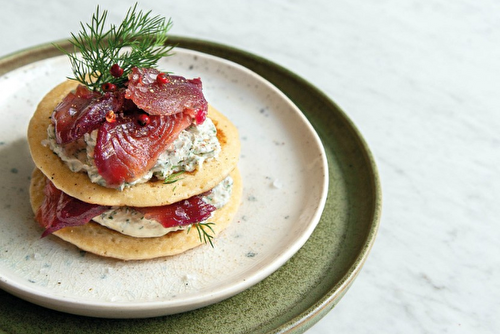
[125, 67, 208, 123]
[135, 196, 216, 228]
[36, 178, 110, 237]
[52, 85, 123, 144]
[94, 111, 192, 188]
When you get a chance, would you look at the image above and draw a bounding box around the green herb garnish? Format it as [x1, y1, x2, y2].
[56, 3, 173, 92]
[164, 171, 185, 184]
[188, 222, 215, 247]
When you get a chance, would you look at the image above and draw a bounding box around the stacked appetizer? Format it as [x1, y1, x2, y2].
[27, 6, 241, 260]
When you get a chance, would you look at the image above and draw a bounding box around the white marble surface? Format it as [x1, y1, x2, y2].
[0, 0, 499, 333]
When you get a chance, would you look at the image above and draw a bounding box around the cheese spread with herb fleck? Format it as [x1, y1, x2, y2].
[44, 118, 221, 190]
[93, 176, 233, 237]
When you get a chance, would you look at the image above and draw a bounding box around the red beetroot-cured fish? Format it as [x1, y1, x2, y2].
[125, 67, 208, 123]
[135, 197, 216, 228]
[94, 110, 192, 187]
[37, 179, 110, 237]
[50, 68, 210, 188]
[36, 179, 216, 236]
[52, 85, 104, 144]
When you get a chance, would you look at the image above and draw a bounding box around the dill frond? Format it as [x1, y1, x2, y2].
[187, 222, 216, 248]
[163, 171, 185, 184]
[55, 4, 173, 92]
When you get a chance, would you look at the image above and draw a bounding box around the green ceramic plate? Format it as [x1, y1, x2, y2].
[0, 37, 381, 333]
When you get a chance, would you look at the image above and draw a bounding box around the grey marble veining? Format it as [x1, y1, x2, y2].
[0, 0, 499, 333]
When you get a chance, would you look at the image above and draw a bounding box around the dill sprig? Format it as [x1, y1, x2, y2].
[164, 171, 185, 184]
[56, 4, 173, 92]
[188, 222, 216, 247]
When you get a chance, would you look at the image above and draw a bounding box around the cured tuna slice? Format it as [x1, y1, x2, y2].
[36, 179, 110, 237]
[136, 196, 216, 228]
[125, 67, 208, 123]
[52, 85, 123, 144]
[36, 179, 216, 237]
[94, 111, 192, 188]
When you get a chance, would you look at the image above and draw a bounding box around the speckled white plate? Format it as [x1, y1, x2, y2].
[0, 48, 328, 318]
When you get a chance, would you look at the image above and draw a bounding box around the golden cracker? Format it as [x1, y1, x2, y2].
[29, 167, 242, 260]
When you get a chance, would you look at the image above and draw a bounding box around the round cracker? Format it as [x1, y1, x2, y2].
[27, 80, 240, 207]
[30, 167, 242, 261]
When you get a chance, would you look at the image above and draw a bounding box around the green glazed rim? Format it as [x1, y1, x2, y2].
[0, 37, 381, 334]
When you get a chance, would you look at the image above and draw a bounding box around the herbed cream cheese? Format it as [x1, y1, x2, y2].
[44, 118, 221, 190]
[92, 176, 234, 238]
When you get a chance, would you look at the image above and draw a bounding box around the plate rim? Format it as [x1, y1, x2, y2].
[0, 36, 382, 333]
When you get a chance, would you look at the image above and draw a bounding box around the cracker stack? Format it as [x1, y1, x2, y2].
[27, 80, 241, 260]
